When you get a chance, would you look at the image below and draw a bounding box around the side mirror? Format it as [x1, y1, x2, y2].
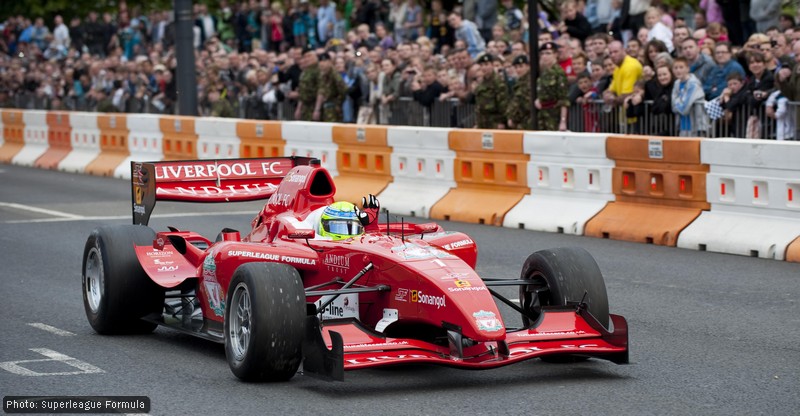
[288, 229, 315, 239]
[414, 223, 440, 234]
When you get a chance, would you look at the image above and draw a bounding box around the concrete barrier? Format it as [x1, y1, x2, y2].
[504, 132, 614, 234]
[114, 114, 165, 179]
[430, 130, 530, 226]
[282, 121, 338, 175]
[331, 125, 393, 204]
[59, 112, 100, 173]
[585, 136, 709, 246]
[13, 110, 49, 166]
[0, 110, 25, 163]
[379, 126, 456, 218]
[34, 112, 72, 170]
[197, 117, 240, 160]
[237, 120, 284, 159]
[677, 139, 800, 260]
[86, 113, 129, 177]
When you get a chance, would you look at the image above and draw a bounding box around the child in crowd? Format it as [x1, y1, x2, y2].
[671, 57, 706, 136]
[575, 72, 599, 132]
[720, 72, 749, 138]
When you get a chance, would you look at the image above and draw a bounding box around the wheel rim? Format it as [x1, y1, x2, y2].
[85, 247, 104, 313]
[520, 271, 550, 325]
[229, 283, 252, 361]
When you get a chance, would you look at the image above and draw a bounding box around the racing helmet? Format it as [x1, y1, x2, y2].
[319, 201, 363, 240]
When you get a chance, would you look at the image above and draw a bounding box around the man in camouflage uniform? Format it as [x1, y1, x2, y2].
[294, 49, 320, 121]
[316, 53, 347, 122]
[473, 54, 508, 129]
[536, 42, 570, 131]
[506, 55, 532, 130]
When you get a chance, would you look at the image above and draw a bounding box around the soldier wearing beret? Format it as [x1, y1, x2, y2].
[536, 42, 569, 131]
[473, 53, 509, 129]
[506, 55, 532, 130]
[316, 52, 347, 122]
[295, 49, 321, 121]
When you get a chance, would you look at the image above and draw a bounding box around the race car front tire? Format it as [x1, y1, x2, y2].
[224, 262, 305, 382]
[82, 225, 164, 334]
[519, 247, 610, 363]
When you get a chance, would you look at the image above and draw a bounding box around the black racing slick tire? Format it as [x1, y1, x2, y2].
[224, 262, 305, 382]
[82, 225, 164, 334]
[519, 247, 610, 363]
[519, 247, 610, 329]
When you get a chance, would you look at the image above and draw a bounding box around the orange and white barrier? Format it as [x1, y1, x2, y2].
[197, 117, 239, 160]
[237, 120, 284, 159]
[282, 121, 338, 175]
[34, 112, 72, 170]
[677, 139, 800, 260]
[504, 132, 614, 235]
[379, 126, 456, 218]
[59, 112, 100, 173]
[331, 125, 393, 204]
[430, 130, 530, 226]
[85, 114, 129, 177]
[7, 109, 800, 262]
[115, 114, 165, 179]
[0, 110, 25, 163]
[13, 111, 49, 166]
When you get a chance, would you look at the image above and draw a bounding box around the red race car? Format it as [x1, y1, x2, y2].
[81, 157, 628, 382]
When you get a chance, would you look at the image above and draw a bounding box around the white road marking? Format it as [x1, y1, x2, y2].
[4, 210, 257, 224]
[27, 323, 76, 337]
[0, 202, 83, 219]
[0, 348, 104, 376]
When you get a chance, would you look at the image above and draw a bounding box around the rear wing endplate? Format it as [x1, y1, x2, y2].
[131, 157, 316, 226]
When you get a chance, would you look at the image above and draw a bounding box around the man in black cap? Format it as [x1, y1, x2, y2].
[295, 48, 321, 121]
[506, 55, 532, 130]
[537, 42, 569, 131]
[473, 53, 508, 129]
[316, 51, 347, 122]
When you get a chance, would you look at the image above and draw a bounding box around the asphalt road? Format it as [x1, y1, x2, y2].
[1, 164, 798, 416]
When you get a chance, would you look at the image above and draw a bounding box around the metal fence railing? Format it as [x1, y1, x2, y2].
[5, 91, 797, 140]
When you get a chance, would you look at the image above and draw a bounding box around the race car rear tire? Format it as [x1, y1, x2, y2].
[519, 247, 609, 363]
[82, 225, 164, 334]
[224, 262, 305, 382]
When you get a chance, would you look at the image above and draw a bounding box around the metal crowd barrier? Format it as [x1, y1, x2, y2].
[4, 91, 797, 140]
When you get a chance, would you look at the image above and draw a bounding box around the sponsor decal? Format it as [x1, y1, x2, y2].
[154, 161, 287, 180]
[269, 192, 291, 207]
[454, 280, 471, 288]
[447, 286, 487, 293]
[391, 242, 454, 260]
[345, 354, 430, 365]
[323, 253, 350, 271]
[285, 172, 307, 183]
[202, 254, 224, 317]
[473, 310, 503, 332]
[343, 341, 409, 349]
[145, 249, 173, 257]
[513, 330, 587, 337]
[156, 265, 179, 272]
[159, 183, 278, 197]
[440, 272, 471, 280]
[443, 239, 474, 251]
[153, 259, 174, 265]
[411, 290, 446, 309]
[133, 205, 146, 215]
[508, 344, 600, 357]
[394, 288, 409, 302]
[227, 250, 317, 265]
[315, 293, 359, 320]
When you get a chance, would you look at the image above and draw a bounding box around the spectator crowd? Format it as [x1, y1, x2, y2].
[0, 0, 799, 140]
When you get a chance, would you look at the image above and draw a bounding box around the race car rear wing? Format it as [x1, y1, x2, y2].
[131, 157, 317, 226]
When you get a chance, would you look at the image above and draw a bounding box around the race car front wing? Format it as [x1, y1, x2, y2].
[302, 305, 629, 381]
